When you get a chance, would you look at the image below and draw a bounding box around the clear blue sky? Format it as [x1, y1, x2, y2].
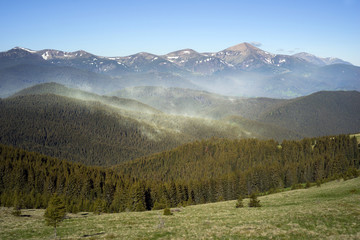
[1, 0, 359, 65]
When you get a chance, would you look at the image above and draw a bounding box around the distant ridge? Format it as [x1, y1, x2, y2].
[259, 91, 360, 137]
[0, 43, 358, 98]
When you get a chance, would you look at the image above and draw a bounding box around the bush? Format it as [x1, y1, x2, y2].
[291, 183, 303, 190]
[305, 182, 311, 189]
[268, 188, 280, 194]
[316, 180, 321, 187]
[163, 208, 173, 216]
[12, 208, 21, 217]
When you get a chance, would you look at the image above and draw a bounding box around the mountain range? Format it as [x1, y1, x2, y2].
[1, 43, 359, 98]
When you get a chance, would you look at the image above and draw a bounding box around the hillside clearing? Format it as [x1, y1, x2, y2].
[1, 177, 359, 239]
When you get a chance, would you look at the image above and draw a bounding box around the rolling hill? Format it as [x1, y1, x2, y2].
[111, 85, 360, 138]
[259, 91, 360, 137]
[3, 86, 288, 165]
[0, 94, 184, 166]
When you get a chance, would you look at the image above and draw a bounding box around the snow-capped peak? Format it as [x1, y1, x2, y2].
[13, 47, 37, 53]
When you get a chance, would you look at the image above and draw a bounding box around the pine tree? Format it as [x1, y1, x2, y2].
[235, 195, 244, 208]
[44, 194, 66, 239]
[93, 198, 106, 215]
[12, 191, 22, 216]
[248, 193, 261, 207]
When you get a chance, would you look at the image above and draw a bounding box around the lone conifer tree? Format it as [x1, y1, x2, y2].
[12, 191, 22, 216]
[44, 194, 66, 239]
[248, 193, 261, 207]
[235, 195, 244, 208]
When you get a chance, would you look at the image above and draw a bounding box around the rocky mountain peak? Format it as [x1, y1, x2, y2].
[224, 42, 259, 52]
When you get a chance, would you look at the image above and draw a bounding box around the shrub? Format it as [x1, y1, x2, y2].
[163, 208, 173, 216]
[316, 180, 321, 187]
[291, 183, 303, 190]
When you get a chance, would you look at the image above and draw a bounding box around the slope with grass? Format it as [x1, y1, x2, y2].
[1, 177, 359, 239]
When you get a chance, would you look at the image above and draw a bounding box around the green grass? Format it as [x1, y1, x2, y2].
[1, 178, 360, 239]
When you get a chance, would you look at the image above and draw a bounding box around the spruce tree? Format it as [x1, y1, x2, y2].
[248, 193, 261, 207]
[235, 195, 244, 208]
[93, 198, 107, 215]
[12, 192, 22, 216]
[44, 194, 66, 239]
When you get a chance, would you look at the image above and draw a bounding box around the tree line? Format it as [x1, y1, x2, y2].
[0, 134, 359, 213]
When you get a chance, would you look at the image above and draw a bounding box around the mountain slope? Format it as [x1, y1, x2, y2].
[3, 89, 285, 165]
[163, 48, 231, 75]
[13, 82, 162, 115]
[259, 91, 360, 137]
[117, 135, 359, 184]
[293, 52, 352, 66]
[0, 94, 184, 165]
[0, 47, 46, 70]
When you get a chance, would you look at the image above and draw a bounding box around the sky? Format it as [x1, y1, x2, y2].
[1, 0, 360, 65]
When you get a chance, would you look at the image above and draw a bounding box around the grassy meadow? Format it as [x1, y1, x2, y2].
[1, 177, 359, 240]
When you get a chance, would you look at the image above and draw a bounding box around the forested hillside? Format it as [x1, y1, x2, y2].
[0, 93, 266, 165]
[259, 91, 360, 137]
[0, 94, 183, 165]
[13, 82, 162, 115]
[117, 135, 360, 184]
[1, 134, 358, 213]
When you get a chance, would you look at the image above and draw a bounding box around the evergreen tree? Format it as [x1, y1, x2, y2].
[248, 193, 261, 207]
[93, 198, 106, 215]
[44, 194, 66, 239]
[235, 195, 244, 208]
[129, 182, 146, 211]
[12, 191, 22, 216]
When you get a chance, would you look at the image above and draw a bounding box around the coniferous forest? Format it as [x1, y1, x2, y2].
[1, 134, 359, 213]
